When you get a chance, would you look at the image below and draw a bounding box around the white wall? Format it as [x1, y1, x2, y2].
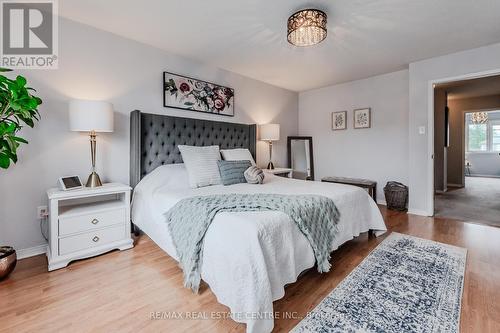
[299, 70, 409, 202]
[0, 18, 298, 252]
[466, 153, 500, 177]
[409, 42, 500, 215]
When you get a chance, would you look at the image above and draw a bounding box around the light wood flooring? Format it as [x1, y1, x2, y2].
[1, 207, 499, 332]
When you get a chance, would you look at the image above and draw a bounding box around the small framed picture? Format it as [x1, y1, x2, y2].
[353, 108, 371, 129]
[332, 111, 347, 130]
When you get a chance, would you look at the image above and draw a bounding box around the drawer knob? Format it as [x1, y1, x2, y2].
[92, 236, 100, 242]
[91, 218, 99, 225]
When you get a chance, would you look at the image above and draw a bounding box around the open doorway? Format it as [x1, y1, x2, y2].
[433, 75, 500, 226]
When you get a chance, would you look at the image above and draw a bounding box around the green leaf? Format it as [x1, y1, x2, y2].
[5, 80, 17, 90]
[0, 124, 7, 135]
[0, 68, 12, 72]
[10, 102, 22, 111]
[6, 136, 19, 151]
[0, 139, 8, 149]
[0, 69, 41, 169]
[12, 136, 28, 144]
[0, 153, 10, 169]
[26, 98, 39, 109]
[4, 149, 17, 163]
[4, 122, 17, 134]
[23, 117, 34, 127]
[15, 76, 27, 87]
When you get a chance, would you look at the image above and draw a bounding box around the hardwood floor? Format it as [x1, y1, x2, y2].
[1, 207, 499, 332]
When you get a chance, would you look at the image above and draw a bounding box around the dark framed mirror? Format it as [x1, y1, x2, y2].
[287, 136, 314, 180]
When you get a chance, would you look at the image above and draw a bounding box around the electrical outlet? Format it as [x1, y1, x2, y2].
[37, 206, 48, 219]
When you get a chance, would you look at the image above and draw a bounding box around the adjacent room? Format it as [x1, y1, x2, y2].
[1, 1, 500, 333]
[434, 76, 500, 226]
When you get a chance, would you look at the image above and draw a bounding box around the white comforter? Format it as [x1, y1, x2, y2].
[131, 165, 386, 333]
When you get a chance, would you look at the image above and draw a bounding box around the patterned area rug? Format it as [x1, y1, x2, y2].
[291, 232, 467, 333]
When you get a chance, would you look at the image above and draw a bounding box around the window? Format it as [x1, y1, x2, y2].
[467, 123, 487, 151]
[466, 111, 500, 152]
[492, 122, 500, 151]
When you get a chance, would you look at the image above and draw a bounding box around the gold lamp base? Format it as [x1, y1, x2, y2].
[85, 131, 103, 188]
[86, 171, 102, 188]
[267, 140, 275, 170]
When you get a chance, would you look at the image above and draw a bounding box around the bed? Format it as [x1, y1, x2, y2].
[129, 110, 387, 333]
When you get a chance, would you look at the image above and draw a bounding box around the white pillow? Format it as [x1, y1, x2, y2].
[178, 145, 222, 188]
[136, 163, 190, 192]
[220, 148, 256, 166]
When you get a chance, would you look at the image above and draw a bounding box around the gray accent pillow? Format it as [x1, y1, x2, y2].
[217, 160, 252, 186]
[244, 165, 265, 184]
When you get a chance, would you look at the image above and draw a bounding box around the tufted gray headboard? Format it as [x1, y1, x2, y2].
[130, 110, 256, 188]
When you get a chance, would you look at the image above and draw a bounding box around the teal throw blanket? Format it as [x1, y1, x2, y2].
[165, 193, 340, 293]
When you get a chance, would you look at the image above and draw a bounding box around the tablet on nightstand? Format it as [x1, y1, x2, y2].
[58, 176, 83, 191]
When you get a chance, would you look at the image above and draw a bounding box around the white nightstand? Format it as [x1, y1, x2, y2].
[46, 183, 134, 271]
[264, 167, 293, 178]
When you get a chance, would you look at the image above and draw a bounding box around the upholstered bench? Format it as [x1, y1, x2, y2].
[321, 176, 377, 202]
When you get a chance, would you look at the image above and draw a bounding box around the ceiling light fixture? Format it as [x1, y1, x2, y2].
[471, 112, 488, 124]
[287, 9, 327, 47]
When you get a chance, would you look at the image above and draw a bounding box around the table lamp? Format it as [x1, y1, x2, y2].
[259, 123, 280, 170]
[69, 100, 114, 187]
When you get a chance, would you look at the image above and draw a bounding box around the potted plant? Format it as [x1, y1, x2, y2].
[0, 67, 42, 169]
[0, 67, 42, 280]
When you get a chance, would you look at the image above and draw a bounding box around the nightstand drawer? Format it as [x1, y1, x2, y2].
[59, 208, 126, 236]
[59, 225, 126, 255]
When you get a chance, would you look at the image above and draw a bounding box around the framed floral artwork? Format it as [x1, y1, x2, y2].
[353, 108, 371, 129]
[163, 72, 235, 116]
[332, 111, 347, 130]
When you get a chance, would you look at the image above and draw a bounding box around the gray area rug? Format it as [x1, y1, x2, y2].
[291, 232, 467, 333]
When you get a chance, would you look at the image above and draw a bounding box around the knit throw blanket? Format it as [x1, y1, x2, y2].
[164, 193, 341, 293]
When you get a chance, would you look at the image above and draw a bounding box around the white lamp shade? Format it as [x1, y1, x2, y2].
[259, 123, 280, 141]
[69, 100, 114, 132]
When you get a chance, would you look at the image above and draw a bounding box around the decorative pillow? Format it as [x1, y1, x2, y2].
[217, 160, 252, 186]
[220, 148, 256, 166]
[178, 145, 221, 188]
[135, 163, 190, 191]
[244, 165, 265, 184]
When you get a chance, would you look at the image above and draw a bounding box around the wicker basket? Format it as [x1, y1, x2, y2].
[384, 181, 408, 211]
[0, 246, 16, 280]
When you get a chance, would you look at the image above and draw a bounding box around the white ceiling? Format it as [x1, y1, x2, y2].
[437, 75, 500, 100]
[59, 0, 500, 92]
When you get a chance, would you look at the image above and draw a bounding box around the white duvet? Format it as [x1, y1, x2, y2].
[131, 164, 387, 333]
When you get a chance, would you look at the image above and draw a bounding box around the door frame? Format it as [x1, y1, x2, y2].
[427, 69, 500, 216]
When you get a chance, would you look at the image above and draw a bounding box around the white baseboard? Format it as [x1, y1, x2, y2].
[467, 174, 500, 179]
[447, 183, 464, 188]
[377, 199, 387, 206]
[407, 208, 430, 217]
[16, 243, 47, 260]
